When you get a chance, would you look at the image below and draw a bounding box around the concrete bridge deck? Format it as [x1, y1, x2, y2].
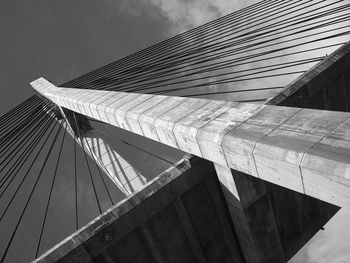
[31, 77, 350, 209]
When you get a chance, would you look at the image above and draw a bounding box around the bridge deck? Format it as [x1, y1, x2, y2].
[32, 77, 350, 209]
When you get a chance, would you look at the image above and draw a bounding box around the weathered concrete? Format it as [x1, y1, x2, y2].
[215, 163, 285, 263]
[31, 78, 350, 208]
[33, 157, 245, 263]
[32, 156, 338, 263]
[215, 162, 340, 263]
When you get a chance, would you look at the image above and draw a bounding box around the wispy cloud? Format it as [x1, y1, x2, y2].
[149, 0, 259, 32]
[106, 0, 253, 33]
[290, 209, 350, 263]
[305, 210, 350, 263]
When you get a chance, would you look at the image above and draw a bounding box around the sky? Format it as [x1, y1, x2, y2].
[1, 0, 350, 262]
[0, 0, 252, 116]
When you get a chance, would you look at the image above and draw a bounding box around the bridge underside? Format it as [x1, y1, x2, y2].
[32, 36, 350, 263]
[35, 157, 338, 263]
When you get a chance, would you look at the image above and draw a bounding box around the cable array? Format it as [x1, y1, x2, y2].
[1, 0, 349, 262]
[61, 0, 350, 101]
[0, 97, 123, 262]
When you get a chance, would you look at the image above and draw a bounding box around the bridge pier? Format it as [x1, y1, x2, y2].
[215, 164, 285, 263]
[215, 162, 339, 262]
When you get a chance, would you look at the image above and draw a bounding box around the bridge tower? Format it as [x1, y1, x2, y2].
[1, 0, 349, 262]
[30, 40, 350, 263]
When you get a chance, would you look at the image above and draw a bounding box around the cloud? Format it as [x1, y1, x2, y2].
[148, 0, 256, 33]
[290, 209, 350, 263]
[146, 0, 217, 32]
[306, 209, 350, 263]
[106, 0, 253, 34]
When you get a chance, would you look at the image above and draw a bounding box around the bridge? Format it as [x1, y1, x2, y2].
[31, 71, 350, 209]
[1, 0, 350, 262]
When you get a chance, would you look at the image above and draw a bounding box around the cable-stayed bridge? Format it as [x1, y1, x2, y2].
[1, 0, 350, 262]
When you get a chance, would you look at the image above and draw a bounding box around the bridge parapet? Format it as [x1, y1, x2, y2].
[31, 78, 350, 208]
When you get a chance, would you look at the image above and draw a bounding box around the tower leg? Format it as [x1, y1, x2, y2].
[215, 164, 285, 263]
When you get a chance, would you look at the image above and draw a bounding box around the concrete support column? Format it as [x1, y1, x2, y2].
[214, 163, 285, 263]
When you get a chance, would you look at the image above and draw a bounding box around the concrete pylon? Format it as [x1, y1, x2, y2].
[215, 163, 285, 263]
[31, 78, 350, 209]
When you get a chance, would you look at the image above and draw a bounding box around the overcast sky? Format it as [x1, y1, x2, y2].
[1, 0, 350, 262]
